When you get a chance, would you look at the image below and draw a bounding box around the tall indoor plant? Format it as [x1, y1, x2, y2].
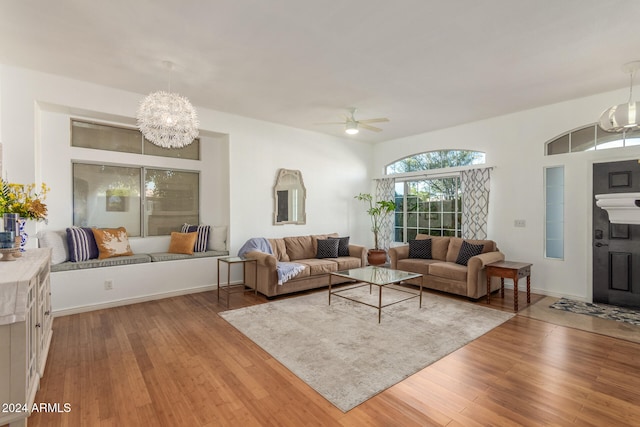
[355, 192, 396, 265]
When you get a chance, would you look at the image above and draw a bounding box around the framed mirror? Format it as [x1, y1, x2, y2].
[273, 169, 306, 225]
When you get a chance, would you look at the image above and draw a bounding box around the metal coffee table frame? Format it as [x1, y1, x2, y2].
[329, 266, 423, 323]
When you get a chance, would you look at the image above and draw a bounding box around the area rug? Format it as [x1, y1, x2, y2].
[550, 298, 640, 326]
[219, 286, 513, 412]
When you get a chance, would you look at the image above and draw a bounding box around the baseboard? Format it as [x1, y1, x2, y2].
[52, 283, 222, 317]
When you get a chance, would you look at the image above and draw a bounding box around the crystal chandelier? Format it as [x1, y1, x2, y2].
[136, 62, 199, 148]
[599, 60, 640, 133]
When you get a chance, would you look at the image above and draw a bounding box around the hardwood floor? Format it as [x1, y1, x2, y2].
[24, 288, 640, 426]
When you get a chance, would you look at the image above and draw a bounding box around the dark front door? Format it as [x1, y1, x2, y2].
[593, 159, 640, 308]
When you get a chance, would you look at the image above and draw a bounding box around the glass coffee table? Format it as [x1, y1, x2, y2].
[329, 266, 423, 323]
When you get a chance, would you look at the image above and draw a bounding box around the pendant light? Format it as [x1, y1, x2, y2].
[599, 60, 640, 133]
[137, 61, 199, 148]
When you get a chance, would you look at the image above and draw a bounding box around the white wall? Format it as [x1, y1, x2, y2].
[0, 64, 372, 312]
[9, 61, 631, 306]
[374, 89, 640, 301]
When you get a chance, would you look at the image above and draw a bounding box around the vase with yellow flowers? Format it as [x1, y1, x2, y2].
[1, 179, 49, 251]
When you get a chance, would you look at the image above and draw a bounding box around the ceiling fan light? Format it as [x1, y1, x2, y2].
[345, 121, 359, 135]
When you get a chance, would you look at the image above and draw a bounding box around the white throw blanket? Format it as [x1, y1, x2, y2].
[238, 237, 305, 285]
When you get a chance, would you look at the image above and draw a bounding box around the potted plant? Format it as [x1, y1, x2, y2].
[355, 193, 396, 265]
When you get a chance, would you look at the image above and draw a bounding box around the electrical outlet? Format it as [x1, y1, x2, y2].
[104, 280, 113, 290]
[514, 219, 526, 228]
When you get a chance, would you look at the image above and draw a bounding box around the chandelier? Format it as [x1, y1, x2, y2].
[599, 60, 640, 133]
[136, 62, 199, 148]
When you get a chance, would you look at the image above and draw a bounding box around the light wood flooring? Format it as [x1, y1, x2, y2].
[21, 288, 640, 426]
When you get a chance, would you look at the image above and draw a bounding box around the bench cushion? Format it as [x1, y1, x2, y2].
[149, 250, 229, 262]
[51, 253, 152, 272]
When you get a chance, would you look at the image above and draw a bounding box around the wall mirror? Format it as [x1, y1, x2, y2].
[273, 169, 306, 225]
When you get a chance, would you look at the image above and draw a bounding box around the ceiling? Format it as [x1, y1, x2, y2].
[1, 0, 640, 143]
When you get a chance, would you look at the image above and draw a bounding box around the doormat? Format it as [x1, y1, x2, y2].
[550, 298, 640, 326]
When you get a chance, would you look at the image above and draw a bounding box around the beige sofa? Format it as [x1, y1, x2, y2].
[389, 234, 505, 299]
[244, 233, 366, 298]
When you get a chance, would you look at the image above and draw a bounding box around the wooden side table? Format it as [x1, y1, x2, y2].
[485, 261, 532, 312]
[217, 256, 258, 307]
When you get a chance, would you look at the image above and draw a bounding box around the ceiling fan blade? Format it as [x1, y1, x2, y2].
[358, 117, 389, 124]
[359, 123, 383, 132]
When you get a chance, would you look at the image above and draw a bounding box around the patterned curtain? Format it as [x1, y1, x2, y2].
[461, 168, 491, 239]
[375, 178, 395, 252]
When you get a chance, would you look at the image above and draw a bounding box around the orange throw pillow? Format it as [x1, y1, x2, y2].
[92, 227, 134, 259]
[168, 232, 198, 255]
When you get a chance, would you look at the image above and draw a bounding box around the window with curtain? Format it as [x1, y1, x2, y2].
[387, 149, 484, 242]
[394, 177, 462, 242]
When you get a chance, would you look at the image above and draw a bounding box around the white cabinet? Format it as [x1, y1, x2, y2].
[0, 249, 53, 427]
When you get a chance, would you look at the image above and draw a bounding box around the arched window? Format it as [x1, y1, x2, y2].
[546, 124, 640, 155]
[386, 150, 485, 175]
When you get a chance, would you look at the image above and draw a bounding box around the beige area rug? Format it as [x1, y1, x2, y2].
[219, 285, 514, 412]
[519, 296, 640, 344]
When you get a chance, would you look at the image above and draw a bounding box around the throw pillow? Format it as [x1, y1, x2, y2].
[92, 227, 134, 260]
[408, 238, 432, 259]
[316, 238, 339, 259]
[168, 232, 198, 255]
[181, 223, 210, 252]
[38, 230, 69, 265]
[66, 227, 99, 262]
[455, 241, 484, 266]
[328, 236, 350, 257]
[211, 226, 227, 251]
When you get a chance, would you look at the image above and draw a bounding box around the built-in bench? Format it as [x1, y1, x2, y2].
[41, 227, 231, 316]
[50, 250, 229, 272]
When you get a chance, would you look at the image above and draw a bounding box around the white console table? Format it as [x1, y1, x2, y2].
[0, 248, 53, 427]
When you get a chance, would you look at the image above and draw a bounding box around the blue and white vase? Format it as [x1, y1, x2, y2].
[18, 218, 28, 252]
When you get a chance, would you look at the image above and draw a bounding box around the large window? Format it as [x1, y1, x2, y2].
[387, 149, 482, 242]
[73, 163, 199, 236]
[71, 119, 201, 236]
[394, 177, 462, 241]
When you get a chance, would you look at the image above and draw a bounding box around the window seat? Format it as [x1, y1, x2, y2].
[50, 250, 229, 273]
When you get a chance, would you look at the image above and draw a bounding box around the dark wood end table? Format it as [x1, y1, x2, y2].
[485, 261, 532, 312]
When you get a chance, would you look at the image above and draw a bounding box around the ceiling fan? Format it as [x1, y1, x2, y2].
[316, 108, 389, 135]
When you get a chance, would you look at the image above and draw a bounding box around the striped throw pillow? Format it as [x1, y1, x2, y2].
[66, 226, 99, 262]
[181, 223, 210, 252]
